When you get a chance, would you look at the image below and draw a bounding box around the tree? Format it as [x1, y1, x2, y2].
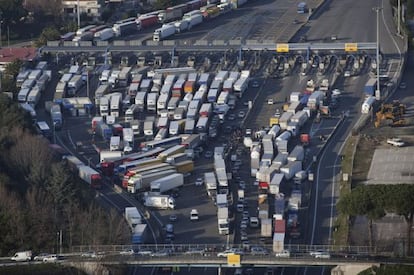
[0, 0, 27, 25]
[4, 59, 23, 78]
[35, 26, 60, 47]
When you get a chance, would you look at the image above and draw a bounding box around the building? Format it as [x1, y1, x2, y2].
[62, 0, 104, 20]
[0, 47, 38, 72]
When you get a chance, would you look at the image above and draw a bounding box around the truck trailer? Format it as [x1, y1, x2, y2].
[150, 173, 184, 194]
[143, 194, 175, 209]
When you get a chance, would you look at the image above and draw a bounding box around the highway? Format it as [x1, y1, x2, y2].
[14, 0, 407, 274]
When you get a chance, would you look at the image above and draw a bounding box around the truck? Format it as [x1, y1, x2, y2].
[280, 161, 302, 180]
[67, 75, 83, 96]
[364, 78, 377, 96]
[118, 66, 132, 87]
[26, 86, 41, 107]
[94, 28, 114, 41]
[150, 173, 184, 194]
[184, 118, 195, 134]
[216, 193, 228, 208]
[185, 14, 203, 29]
[128, 169, 176, 193]
[110, 136, 121, 151]
[113, 21, 138, 37]
[290, 111, 308, 128]
[11, 251, 32, 262]
[124, 207, 142, 231]
[238, 189, 245, 202]
[169, 119, 185, 135]
[287, 145, 305, 162]
[110, 93, 122, 117]
[204, 172, 217, 197]
[269, 173, 284, 195]
[287, 101, 302, 114]
[138, 14, 159, 28]
[361, 96, 376, 114]
[100, 96, 110, 116]
[153, 24, 176, 41]
[50, 104, 63, 130]
[78, 165, 102, 189]
[233, 71, 250, 98]
[147, 93, 158, 113]
[279, 112, 293, 130]
[135, 91, 147, 111]
[132, 223, 149, 244]
[143, 194, 175, 209]
[217, 207, 230, 235]
[307, 90, 324, 110]
[261, 218, 272, 237]
[199, 103, 212, 117]
[144, 120, 155, 138]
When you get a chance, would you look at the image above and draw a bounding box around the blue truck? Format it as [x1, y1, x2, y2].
[364, 78, 377, 96]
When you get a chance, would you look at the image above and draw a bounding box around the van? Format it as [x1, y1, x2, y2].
[11, 251, 32, 261]
[166, 223, 174, 233]
[190, 209, 199, 221]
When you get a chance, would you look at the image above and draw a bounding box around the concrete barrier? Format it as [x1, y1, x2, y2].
[79, 41, 92, 47]
[113, 40, 126, 46]
[212, 40, 225, 46]
[47, 41, 60, 47]
[195, 40, 208, 46]
[129, 40, 142, 46]
[96, 41, 108, 47]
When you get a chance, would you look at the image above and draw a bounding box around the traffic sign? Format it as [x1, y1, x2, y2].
[345, 43, 358, 52]
[227, 254, 241, 267]
[276, 43, 289, 53]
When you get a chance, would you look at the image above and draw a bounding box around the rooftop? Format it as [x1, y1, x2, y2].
[0, 47, 38, 65]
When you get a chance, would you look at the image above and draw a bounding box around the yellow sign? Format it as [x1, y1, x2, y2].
[227, 254, 241, 267]
[345, 43, 358, 52]
[276, 43, 289, 53]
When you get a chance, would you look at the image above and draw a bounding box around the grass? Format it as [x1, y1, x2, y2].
[332, 135, 359, 246]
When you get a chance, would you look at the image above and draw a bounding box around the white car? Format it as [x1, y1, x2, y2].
[43, 254, 59, 262]
[387, 137, 405, 147]
[310, 251, 331, 259]
[119, 249, 135, 256]
[275, 250, 290, 258]
[190, 209, 199, 221]
[34, 253, 50, 261]
[217, 248, 244, 257]
[267, 98, 274, 105]
[332, 89, 341, 96]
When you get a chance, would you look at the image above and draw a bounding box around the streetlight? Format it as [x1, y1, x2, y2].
[373, 6, 382, 100]
[397, 0, 401, 36]
[0, 12, 3, 48]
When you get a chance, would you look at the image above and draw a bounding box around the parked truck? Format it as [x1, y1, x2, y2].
[280, 161, 302, 180]
[143, 194, 175, 209]
[150, 173, 184, 194]
[78, 165, 102, 189]
[50, 104, 63, 130]
[67, 75, 83, 96]
[261, 218, 273, 237]
[124, 207, 142, 231]
[217, 207, 230, 235]
[128, 169, 176, 193]
[364, 78, 377, 96]
[153, 24, 176, 41]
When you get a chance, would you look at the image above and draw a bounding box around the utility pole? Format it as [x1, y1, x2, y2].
[397, 0, 401, 36]
[373, 6, 382, 100]
[77, 0, 81, 28]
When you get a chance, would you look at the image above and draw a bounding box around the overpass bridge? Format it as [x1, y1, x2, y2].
[42, 41, 377, 55]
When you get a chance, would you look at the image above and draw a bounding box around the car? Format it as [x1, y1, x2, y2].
[195, 177, 204, 186]
[245, 128, 252, 136]
[239, 181, 246, 189]
[151, 249, 171, 257]
[165, 233, 175, 240]
[165, 223, 174, 233]
[43, 254, 59, 262]
[184, 248, 206, 256]
[238, 111, 246, 118]
[217, 248, 244, 257]
[190, 209, 199, 221]
[332, 89, 342, 96]
[267, 98, 274, 105]
[275, 250, 291, 258]
[34, 253, 50, 261]
[387, 137, 405, 147]
[251, 246, 269, 256]
[243, 101, 250, 107]
[204, 151, 213, 158]
[169, 214, 178, 222]
[234, 160, 242, 166]
[310, 251, 331, 259]
[399, 82, 407, 89]
[274, 109, 281, 117]
[136, 249, 152, 256]
[252, 81, 260, 88]
[344, 70, 351, 77]
[240, 220, 248, 229]
[224, 126, 233, 134]
[241, 233, 248, 241]
[228, 114, 236, 121]
[119, 249, 135, 256]
[81, 251, 97, 258]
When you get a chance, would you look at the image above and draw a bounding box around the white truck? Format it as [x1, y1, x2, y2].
[217, 207, 229, 235]
[185, 14, 203, 29]
[94, 28, 114, 41]
[124, 207, 142, 231]
[150, 173, 184, 194]
[216, 193, 228, 208]
[110, 93, 122, 117]
[153, 24, 175, 41]
[204, 172, 217, 197]
[147, 92, 158, 113]
[26, 86, 41, 107]
[67, 74, 83, 96]
[143, 120, 154, 137]
[144, 194, 175, 210]
[110, 136, 121, 151]
[11, 251, 32, 262]
[128, 169, 176, 193]
[280, 161, 302, 180]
